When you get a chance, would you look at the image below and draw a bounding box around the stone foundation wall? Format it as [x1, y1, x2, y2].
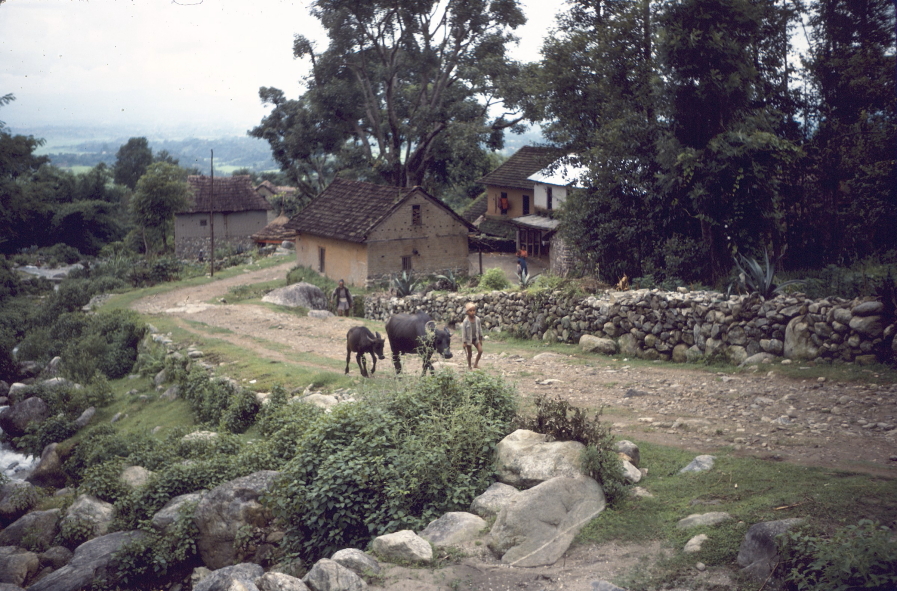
[176, 236, 254, 260]
[364, 289, 895, 365]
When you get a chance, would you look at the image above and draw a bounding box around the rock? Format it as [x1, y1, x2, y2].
[195, 471, 279, 570]
[38, 546, 73, 570]
[591, 582, 627, 591]
[677, 512, 732, 529]
[120, 466, 153, 489]
[532, 352, 563, 362]
[257, 571, 310, 591]
[679, 455, 716, 474]
[6, 383, 29, 404]
[61, 495, 115, 538]
[26, 443, 66, 489]
[684, 534, 709, 553]
[614, 440, 640, 467]
[0, 396, 49, 438]
[0, 509, 61, 548]
[851, 301, 884, 316]
[192, 563, 265, 591]
[27, 531, 145, 591]
[488, 475, 605, 567]
[330, 549, 380, 576]
[618, 334, 640, 357]
[494, 429, 585, 488]
[737, 518, 805, 589]
[370, 530, 433, 564]
[307, 310, 334, 319]
[469, 482, 520, 519]
[727, 345, 748, 365]
[672, 343, 689, 363]
[73, 406, 95, 429]
[302, 394, 339, 411]
[579, 335, 617, 355]
[302, 558, 366, 591]
[0, 547, 39, 587]
[741, 352, 776, 366]
[685, 345, 704, 363]
[419, 512, 488, 547]
[620, 460, 641, 484]
[849, 315, 885, 338]
[151, 491, 205, 533]
[784, 316, 818, 360]
[262, 283, 328, 310]
[0, 482, 39, 526]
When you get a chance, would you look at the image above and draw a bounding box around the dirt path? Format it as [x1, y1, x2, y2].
[130, 262, 897, 589]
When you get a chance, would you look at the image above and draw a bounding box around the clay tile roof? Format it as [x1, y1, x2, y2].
[252, 214, 297, 243]
[476, 146, 562, 191]
[285, 177, 476, 243]
[183, 175, 273, 214]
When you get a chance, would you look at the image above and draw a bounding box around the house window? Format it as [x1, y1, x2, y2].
[546, 187, 553, 211]
[318, 247, 325, 273]
[523, 194, 530, 216]
[499, 192, 509, 215]
[412, 204, 421, 225]
[402, 255, 412, 271]
[200, 219, 207, 227]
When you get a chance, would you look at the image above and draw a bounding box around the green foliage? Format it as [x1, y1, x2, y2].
[778, 520, 897, 591]
[56, 516, 99, 549]
[516, 270, 541, 288]
[268, 371, 518, 562]
[80, 459, 130, 504]
[179, 368, 259, 431]
[220, 388, 261, 434]
[392, 270, 420, 297]
[433, 270, 460, 292]
[730, 250, 805, 298]
[478, 267, 511, 291]
[114, 137, 154, 190]
[130, 162, 191, 256]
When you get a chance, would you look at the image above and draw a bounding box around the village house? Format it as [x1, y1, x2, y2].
[175, 175, 273, 259]
[284, 178, 476, 287]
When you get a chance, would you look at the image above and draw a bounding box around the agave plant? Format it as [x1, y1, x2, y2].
[392, 270, 420, 297]
[434, 270, 459, 292]
[517, 270, 541, 288]
[731, 250, 804, 298]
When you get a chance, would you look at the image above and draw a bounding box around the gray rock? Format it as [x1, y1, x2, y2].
[27, 530, 145, 591]
[614, 440, 640, 467]
[784, 316, 818, 360]
[37, 546, 72, 570]
[302, 558, 366, 591]
[193, 563, 265, 591]
[488, 476, 605, 567]
[194, 471, 279, 569]
[620, 460, 641, 484]
[151, 491, 205, 533]
[0, 509, 61, 549]
[672, 343, 689, 363]
[60, 495, 115, 538]
[330, 548, 380, 576]
[494, 429, 585, 488]
[419, 512, 488, 547]
[677, 512, 732, 529]
[26, 443, 66, 489]
[262, 282, 327, 310]
[370, 530, 433, 564]
[256, 572, 310, 591]
[591, 582, 627, 591]
[469, 482, 520, 519]
[6, 383, 28, 404]
[0, 547, 39, 587]
[44, 357, 63, 377]
[0, 584, 26, 591]
[307, 310, 334, 319]
[680, 455, 716, 474]
[737, 518, 805, 589]
[851, 301, 884, 316]
[73, 406, 95, 429]
[120, 466, 153, 489]
[579, 335, 617, 355]
[727, 345, 748, 365]
[741, 352, 777, 366]
[0, 482, 39, 526]
[849, 315, 884, 338]
[684, 534, 709, 553]
[0, 396, 49, 438]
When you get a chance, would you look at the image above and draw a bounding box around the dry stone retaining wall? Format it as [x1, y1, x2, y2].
[364, 289, 895, 364]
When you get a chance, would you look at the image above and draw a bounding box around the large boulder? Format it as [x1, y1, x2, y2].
[0, 509, 61, 548]
[27, 530, 145, 591]
[262, 283, 327, 310]
[0, 396, 49, 438]
[257, 571, 310, 591]
[60, 495, 115, 539]
[370, 530, 433, 564]
[331, 549, 380, 576]
[737, 518, 805, 590]
[494, 430, 585, 488]
[150, 491, 206, 533]
[120, 465, 153, 489]
[192, 563, 265, 591]
[0, 547, 39, 587]
[0, 482, 39, 526]
[26, 443, 66, 489]
[469, 482, 520, 519]
[194, 471, 279, 570]
[488, 475, 605, 567]
[784, 316, 818, 360]
[579, 335, 617, 355]
[303, 559, 366, 591]
[419, 512, 488, 548]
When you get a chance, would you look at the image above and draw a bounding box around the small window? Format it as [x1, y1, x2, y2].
[546, 187, 553, 211]
[318, 247, 325, 273]
[523, 194, 530, 215]
[412, 204, 421, 225]
[200, 219, 208, 227]
[402, 255, 412, 271]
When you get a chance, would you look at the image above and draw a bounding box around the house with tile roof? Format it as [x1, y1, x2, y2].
[175, 175, 273, 259]
[254, 180, 298, 202]
[285, 178, 477, 286]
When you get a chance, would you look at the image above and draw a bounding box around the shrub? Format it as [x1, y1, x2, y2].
[478, 267, 511, 291]
[220, 388, 261, 434]
[392, 270, 420, 297]
[778, 520, 897, 590]
[268, 370, 517, 562]
[80, 459, 130, 504]
[179, 368, 240, 427]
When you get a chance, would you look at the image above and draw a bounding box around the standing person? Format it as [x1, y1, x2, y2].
[517, 248, 528, 276]
[332, 279, 353, 317]
[461, 302, 483, 369]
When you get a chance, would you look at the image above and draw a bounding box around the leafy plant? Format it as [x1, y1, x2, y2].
[434, 270, 460, 292]
[517, 270, 541, 288]
[392, 270, 420, 297]
[730, 249, 805, 297]
[478, 267, 511, 291]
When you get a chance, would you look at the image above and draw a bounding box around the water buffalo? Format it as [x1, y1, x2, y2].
[345, 326, 386, 377]
[385, 312, 453, 375]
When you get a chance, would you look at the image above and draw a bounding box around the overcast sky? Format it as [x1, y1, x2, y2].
[0, 0, 561, 138]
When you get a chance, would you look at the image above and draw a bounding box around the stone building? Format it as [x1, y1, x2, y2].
[284, 178, 477, 287]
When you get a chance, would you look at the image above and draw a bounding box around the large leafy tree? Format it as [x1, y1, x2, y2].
[130, 162, 191, 256]
[114, 137, 154, 190]
[252, 0, 527, 195]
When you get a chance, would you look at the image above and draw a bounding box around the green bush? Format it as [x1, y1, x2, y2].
[179, 368, 240, 427]
[778, 520, 897, 590]
[220, 388, 261, 434]
[80, 459, 130, 504]
[268, 371, 517, 562]
[39, 243, 82, 266]
[478, 267, 511, 291]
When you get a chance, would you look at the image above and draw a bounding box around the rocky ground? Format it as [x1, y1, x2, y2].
[130, 259, 897, 590]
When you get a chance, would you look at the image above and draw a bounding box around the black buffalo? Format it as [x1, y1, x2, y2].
[385, 312, 453, 374]
[345, 326, 386, 377]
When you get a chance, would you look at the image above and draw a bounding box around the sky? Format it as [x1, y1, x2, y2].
[0, 0, 562, 139]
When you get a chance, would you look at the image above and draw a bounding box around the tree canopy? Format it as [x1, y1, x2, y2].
[130, 162, 191, 256]
[113, 137, 154, 190]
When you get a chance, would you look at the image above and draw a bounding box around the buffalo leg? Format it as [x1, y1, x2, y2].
[422, 352, 434, 375]
[370, 353, 377, 375]
[392, 352, 403, 374]
[355, 351, 369, 377]
[345, 348, 352, 374]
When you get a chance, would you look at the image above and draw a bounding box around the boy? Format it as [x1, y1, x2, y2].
[462, 302, 483, 369]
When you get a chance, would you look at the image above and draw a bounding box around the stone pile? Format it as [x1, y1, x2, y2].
[365, 289, 895, 364]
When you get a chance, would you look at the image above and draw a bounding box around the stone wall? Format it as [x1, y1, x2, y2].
[364, 289, 895, 365]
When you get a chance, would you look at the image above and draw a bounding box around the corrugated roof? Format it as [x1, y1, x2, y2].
[183, 175, 273, 214]
[476, 146, 562, 190]
[284, 177, 476, 243]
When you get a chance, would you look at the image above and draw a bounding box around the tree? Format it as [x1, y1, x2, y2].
[252, 0, 528, 193]
[130, 162, 191, 256]
[114, 137, 154, 190]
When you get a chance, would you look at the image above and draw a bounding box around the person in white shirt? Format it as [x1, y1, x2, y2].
[461, 302, 483, 369]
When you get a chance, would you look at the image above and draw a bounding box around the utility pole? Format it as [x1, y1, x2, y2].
[209, 149, 215, 277]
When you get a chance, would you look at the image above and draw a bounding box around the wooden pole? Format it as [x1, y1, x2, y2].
[209, 149, 215, 277]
